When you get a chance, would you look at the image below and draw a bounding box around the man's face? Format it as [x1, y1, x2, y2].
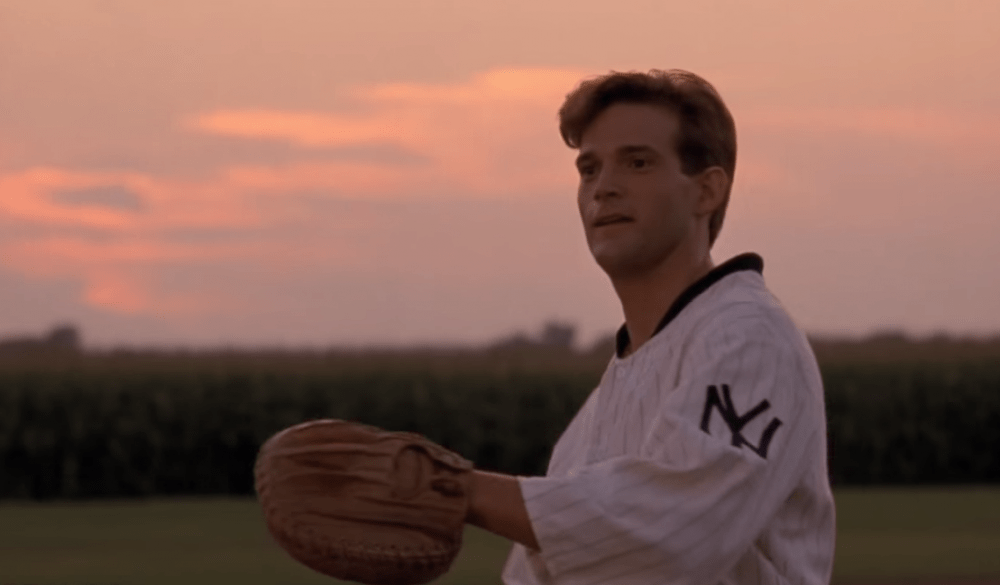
[576, 102, 702, 279]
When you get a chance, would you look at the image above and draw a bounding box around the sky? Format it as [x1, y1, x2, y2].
[1, 0, 998, 349]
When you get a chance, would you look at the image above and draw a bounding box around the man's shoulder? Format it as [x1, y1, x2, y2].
[668, 270, 818, 367]
[683, 269, 795, 334]
[644, 271, 827, 415]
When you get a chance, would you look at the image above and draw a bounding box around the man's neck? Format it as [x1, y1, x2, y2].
[612, 248, 714, 357]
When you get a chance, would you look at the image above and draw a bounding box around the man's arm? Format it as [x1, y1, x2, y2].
[466, 469, 540, 551]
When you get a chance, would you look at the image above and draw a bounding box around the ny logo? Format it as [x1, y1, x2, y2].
[699, 384, 782, 459]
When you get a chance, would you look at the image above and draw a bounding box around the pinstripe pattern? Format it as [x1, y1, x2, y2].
[501, 266, 835, 585]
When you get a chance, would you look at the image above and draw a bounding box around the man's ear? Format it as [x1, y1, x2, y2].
[695, 166, 730, 217]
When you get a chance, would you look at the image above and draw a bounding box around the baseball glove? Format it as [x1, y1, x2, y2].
[254, 419, 474, 585]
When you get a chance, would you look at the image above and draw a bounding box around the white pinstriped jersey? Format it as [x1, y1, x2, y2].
[502, 254, 835, 585]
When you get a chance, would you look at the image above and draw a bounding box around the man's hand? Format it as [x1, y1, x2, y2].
[466, 469, 540, 551]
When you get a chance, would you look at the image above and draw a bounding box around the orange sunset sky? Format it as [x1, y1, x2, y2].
[1, 0, 998, 349]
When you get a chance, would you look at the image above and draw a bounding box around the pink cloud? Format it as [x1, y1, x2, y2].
[189, 110, 397, 147]
[0, 236, 252, 314]
[6, 68, 997, 324]
[743, 107, 1000, 145]
[82, 271, 157, 315]
[0, 165, 367, 315]
[0, 168, 147, 230]
[184, 73, 1000, 212]
[0, 166, 276, 232]
[358, 68, 585, 104]
[184, 67, 584, 199]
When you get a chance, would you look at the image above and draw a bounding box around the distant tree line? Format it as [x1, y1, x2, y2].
[0, 333, 998, 499]
[0, 325, 81, 355]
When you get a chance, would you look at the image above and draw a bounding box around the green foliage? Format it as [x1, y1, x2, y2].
[0, 350, 595, 499]
[1, 338, 998, 499]
[824, 360, 1000, 484]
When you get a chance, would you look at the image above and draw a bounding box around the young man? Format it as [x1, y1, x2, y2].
[466, 70, 835, 585]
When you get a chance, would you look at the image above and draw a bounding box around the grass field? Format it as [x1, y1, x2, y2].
[0, 487, 998, 585]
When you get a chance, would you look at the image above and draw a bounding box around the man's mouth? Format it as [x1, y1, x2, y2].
[594, 214, 633, 228]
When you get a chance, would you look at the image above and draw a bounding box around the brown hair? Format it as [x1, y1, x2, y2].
[559, 69, 737, 246]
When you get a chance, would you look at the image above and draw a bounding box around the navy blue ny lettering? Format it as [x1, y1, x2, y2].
[699, 384, 782, 458]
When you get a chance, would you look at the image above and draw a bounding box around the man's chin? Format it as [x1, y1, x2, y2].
[591, 250, 645, 279]
[590, 241, 676, 280]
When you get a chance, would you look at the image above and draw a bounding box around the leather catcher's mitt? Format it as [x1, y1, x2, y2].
[254, 419, 474, 585]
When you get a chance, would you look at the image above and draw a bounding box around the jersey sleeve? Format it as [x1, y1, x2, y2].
[513, 315, 826, 585]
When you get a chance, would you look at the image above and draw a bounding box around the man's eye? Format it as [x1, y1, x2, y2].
[579, 166, 597, 178]
[630, 157, 650, 169]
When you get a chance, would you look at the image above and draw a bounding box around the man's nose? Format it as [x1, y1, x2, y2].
[593, 168, 622, 200]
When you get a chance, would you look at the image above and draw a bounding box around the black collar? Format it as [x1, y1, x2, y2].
[615, 253, 764, 358]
